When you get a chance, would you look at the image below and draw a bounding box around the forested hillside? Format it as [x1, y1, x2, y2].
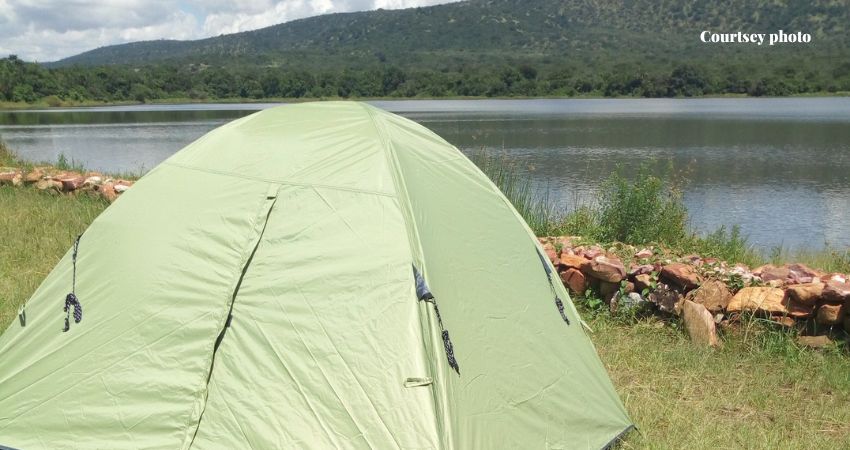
[2, 0, 849, 105]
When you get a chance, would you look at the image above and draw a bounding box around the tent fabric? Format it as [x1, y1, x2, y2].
[0, 102, 632, 449]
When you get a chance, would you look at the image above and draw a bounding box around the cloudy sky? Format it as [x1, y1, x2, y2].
[0, 0, 461, 62]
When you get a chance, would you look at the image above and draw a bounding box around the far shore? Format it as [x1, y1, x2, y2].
[3, 91, 850, 111]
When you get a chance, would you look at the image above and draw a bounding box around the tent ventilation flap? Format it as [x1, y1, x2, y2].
[413, 266, 460, 375]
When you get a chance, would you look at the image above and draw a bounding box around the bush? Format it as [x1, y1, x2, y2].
[596, 165, 687, 245]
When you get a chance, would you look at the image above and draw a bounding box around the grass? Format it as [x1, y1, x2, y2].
[0, 140, 16, 166]
[586, 310, 850, 449]
[0, 187, 108, 327]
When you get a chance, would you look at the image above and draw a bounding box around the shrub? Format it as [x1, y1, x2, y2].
[596, 164, 687, 245]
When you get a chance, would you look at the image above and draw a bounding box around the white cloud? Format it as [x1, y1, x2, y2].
[0, 0, 461, 62]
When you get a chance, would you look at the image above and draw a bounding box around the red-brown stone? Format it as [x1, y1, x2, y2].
[560, 268, 587, 295]
[660, 263, 701, 291]
[582, 255, 626, 283]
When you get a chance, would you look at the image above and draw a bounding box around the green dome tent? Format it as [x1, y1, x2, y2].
[0, 102, 632, 449]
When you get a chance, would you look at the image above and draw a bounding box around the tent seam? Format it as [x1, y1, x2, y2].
[358, 103, 450, 450]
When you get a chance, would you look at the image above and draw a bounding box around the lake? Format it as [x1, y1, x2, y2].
[1, 98, 849, 250]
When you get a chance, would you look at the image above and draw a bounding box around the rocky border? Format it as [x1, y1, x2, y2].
[540, 236, 850, 348]
[0, 166, 134, 202]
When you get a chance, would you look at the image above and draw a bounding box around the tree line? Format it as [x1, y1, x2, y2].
[2, 56, 850, 105]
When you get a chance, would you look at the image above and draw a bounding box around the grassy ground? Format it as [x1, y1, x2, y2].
[588, 311, 850, 449]
[0, 187, 107, 327]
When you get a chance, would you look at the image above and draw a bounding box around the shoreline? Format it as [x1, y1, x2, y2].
[2, 92, 849, 111]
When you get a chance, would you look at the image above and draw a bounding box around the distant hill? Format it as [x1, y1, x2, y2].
[4, 0, 848, 105]
[52, 0, 850, 70]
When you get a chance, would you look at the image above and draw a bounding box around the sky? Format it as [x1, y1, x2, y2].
[0, 0, 461, 62]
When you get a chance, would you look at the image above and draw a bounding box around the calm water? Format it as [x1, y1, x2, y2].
[1, 98, 849, 250]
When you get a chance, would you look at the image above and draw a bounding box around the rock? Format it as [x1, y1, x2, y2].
[648, 283, 683, 315]
[559, 254, 589, 271]
[822, 273, 847, 284]
[633, 273, 653, 293]
[816, 303, 844, 325]
[635, 248, 653, 259]
[797, 335, 832, 349]
[599, 281, 620, 303]
[555, 236, 573, 250]
[714, 313, 724, 324]
[682, 254, 703, 266]
[729, 264, 756, 284]
[83, 176, 102, 186]
[784, 297, 814, 318]
[114, 182, 132, 193]
[682, 300, 719, 347]
[823, 281, 850, 304]
[24, 169, 44, 183]
[0, 171, 19, 186]
[583, 255, 626, 283]
[685, 280, 732, 313]
[542, 243, 558, 265]
[785, 283, 824, 306]
[36, 178, 63, 192]
[559, 268, 587, 295]
[727, 287, 787, 314]
[614, 292, 649, 316]
[628, 264, 654, 276]
[582, 247, 603, 260]
[786, 263, 823, 284]
[660, 263, 701, 291]
[60, 177, 85, 192]
[622, 292, 646, 309]
[753, 264, 791, 282]
[98, 182, 118, 202]
[765, 279, 784, 288]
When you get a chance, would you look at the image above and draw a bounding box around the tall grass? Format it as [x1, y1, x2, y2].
[0, 187, 108, 327]
[0, 140, 16, 166]
[471, 150, 562, 235]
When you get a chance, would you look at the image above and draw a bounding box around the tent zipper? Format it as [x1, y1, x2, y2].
[536, 247, 571, 325]
[183, 184, 279, 450]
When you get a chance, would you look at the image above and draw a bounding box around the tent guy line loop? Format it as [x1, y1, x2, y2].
[63, 234, 83, 332]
